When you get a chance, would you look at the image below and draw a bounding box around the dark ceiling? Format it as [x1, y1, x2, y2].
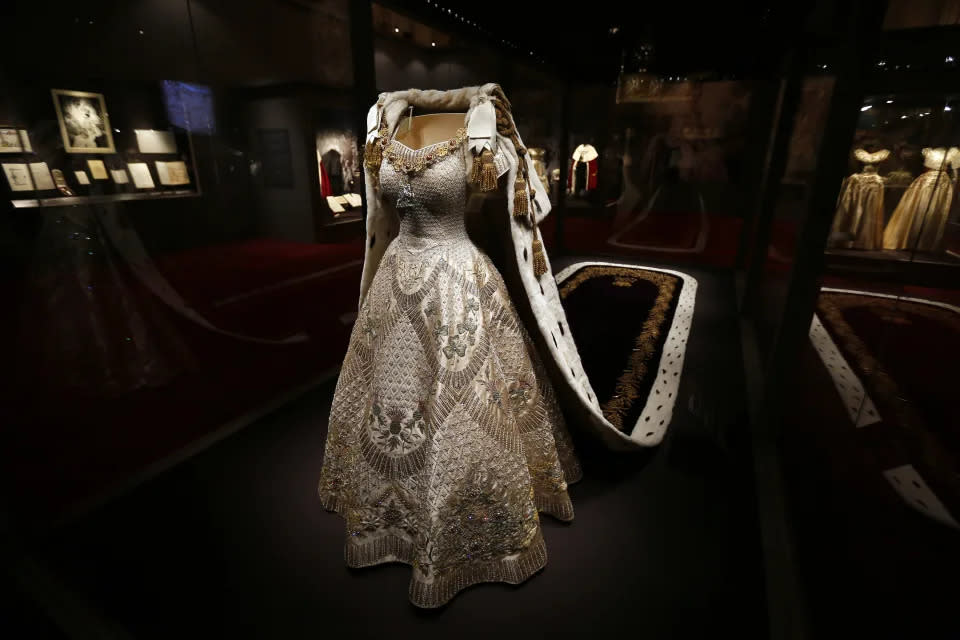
[379, 0, 821, 82]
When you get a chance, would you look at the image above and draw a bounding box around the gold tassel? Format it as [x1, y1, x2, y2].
[469, 151, 482, 185]
[364, 140, 382, 170]
[531, 231, 548, 278]
[479, 149, 497, 191]
[513, 174, 528, 217]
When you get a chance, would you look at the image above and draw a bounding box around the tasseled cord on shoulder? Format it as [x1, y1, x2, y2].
[471, 149, 498, 191]
[513, 174, 528, 217]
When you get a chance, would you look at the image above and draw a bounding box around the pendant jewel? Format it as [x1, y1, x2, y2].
[396, 182, 415, 209]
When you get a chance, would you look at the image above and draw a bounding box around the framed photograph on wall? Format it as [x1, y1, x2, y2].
[51, 89, 116, 153]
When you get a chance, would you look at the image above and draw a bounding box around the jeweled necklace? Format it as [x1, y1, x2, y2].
[384, 127, 467, 209]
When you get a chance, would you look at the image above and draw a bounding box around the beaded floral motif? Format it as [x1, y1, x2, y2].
[368, 400, 427, 455]
[426, 465, 538, 578]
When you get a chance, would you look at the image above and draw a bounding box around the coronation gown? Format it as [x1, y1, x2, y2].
[317, 126, 581, 608]
[830, 169, 886, 250]
[883, 169, 954, 251]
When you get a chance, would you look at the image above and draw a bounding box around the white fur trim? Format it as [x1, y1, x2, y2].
[572, 144, 598, 163]
[365, 104, 379, 144]
[808, 314, 881, 427]
[922, 146, 960, 170]
[853, 148, 889, 165]
[555, 261, 698, 448]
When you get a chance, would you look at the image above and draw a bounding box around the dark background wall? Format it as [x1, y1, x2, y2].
[0, 0, 355, 256]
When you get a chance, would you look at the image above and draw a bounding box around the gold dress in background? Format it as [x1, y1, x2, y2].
[528, 147, 550, 190]
[317, 128, 580, 608]
[882, 169, 954, 251]
[831, 168, 886, 250]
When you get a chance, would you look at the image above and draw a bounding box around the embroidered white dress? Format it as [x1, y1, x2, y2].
[317, 126, 581, 608]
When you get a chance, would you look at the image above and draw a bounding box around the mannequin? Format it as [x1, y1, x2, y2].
[527, 147, 550, 192]
[830, 148, 889, 250]
[568, 142, 599, 195]
[883, 147, 959, 251]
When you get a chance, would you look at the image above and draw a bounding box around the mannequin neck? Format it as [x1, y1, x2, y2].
[393, 113, 465, 150]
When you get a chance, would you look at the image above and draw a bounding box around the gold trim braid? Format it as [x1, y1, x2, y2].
[560, 266, 679, 431]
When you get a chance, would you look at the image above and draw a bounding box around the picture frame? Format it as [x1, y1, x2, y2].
[0, 127, 23, 153]
[51, 89, 116, 153]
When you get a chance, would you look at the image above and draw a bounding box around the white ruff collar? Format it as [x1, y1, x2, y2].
[572, 144, 598, 162]
[854, 148, 889, 165]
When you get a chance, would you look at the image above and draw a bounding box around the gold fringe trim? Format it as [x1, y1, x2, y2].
[531, 232, 548, 278]
[469, 151, 482, 185]
[513, 174, 529, 217]
[478, 149, 497, 191]
[558, 266, 679, 431]
[363, 140, 382, 170]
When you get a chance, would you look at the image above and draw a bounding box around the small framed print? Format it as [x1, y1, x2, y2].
[74, 170, 91, 185]
[110, 168, 130, 184]
[127, 162, 155, 189]
[29, 162, 56, 190]
[51, 89, 116, 154]
[87, 159, 108, 180]
[155, 160, 190, 186]
[3, 163, 34, 191]
[0, 128, 22, 153]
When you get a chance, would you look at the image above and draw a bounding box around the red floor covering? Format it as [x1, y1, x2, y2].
[4, 239, 363, 525]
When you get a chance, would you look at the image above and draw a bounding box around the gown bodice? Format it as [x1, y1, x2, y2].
[379, 139, 471, 249]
